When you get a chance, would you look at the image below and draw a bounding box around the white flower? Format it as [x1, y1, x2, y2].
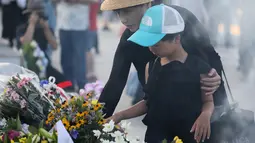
[22, 123, 30, 134]
[102, 120, 115, 133]
[93, 130, 101, 139]
[0, 118, 7, 127]
[30, 40, 38, 48]
[120, 121, 131, 132]
[32, 134, 40, 143]
[100, 139, 111, 143]
[129, 136, 141, 143]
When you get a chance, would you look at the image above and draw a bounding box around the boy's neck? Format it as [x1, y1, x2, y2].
[163, 46, 188, 64]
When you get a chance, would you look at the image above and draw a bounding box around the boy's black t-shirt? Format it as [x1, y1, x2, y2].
[143, 55, 211, 142]
[98, 5, 227, 117]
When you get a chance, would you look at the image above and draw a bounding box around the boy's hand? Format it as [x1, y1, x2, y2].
[106, 112, 123, 124]
[190, 112, 211, 143]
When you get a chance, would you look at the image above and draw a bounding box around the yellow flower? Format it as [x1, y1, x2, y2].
[41, 140, 48, 143]
[62, 118, 70, 129]
[175, 139, 183, 143]
[83, 111, 89, 116]
[61, 101, 68, 108]
[91, 100, 98, 105]
[56, 108, 61, 113]
[174, 136, 179, 141]
[70, 96, 76, 102]
[93, 103, 102, 111]
[19, 137, 27, 143]
[78, 119, 86, 125]
[98, 119, 105, 125]
[82, 101, 89, 107]
[76, 112, 85, 118]
[68, 125, 76, 131]
[10, 140, 14, 143]
[76, 123, 82, 129]
[45, 120, 49, 125]
[87, 92, 93, 97]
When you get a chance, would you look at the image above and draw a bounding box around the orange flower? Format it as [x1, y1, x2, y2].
[98, 119, 105, 125]
[93, 103, 102, 111]
[82, 101, 89, 107]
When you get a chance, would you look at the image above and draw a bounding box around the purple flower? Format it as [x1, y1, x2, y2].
[8, 130, 20, 140]
[70, 130, 79, 139]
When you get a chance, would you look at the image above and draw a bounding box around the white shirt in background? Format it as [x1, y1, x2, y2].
[57, 2, 89, 31]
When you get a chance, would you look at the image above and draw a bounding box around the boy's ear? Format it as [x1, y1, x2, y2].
[174, 35, 181, 44]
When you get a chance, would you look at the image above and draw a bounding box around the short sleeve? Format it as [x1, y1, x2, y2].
[187, 55, 211, 75]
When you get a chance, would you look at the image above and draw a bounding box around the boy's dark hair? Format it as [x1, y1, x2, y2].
[161, 32, 182, 42]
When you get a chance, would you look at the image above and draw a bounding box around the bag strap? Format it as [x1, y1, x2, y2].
[222, 69, 234, 101]
[222, 68, 238, 108]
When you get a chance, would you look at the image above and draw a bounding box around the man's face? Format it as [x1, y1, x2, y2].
[115, 4, 150, 32]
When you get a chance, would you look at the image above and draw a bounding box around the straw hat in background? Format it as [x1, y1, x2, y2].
[101, 0, 152, 11]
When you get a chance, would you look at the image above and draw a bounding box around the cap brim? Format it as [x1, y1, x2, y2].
[128, 30, 166, 47]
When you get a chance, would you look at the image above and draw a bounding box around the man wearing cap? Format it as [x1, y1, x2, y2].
[99, 0, 226, 118]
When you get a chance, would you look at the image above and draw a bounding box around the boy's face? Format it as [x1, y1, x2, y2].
[115, 4, 150, 32]
[149, 36, 181, 57]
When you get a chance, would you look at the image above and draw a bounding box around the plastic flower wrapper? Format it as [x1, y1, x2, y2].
[0, 63, 54, 126]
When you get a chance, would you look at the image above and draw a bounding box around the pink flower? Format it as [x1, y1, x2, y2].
[7, 130, 20, 140]
[10, 91, 20, 102]
[20, 99, 26, 108]
[17, 78, 31, 88]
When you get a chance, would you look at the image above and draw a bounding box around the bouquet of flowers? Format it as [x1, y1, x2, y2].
[22, 40, 48, 79]
[0, 116, 57, 143]
[0, 63, 66, 126]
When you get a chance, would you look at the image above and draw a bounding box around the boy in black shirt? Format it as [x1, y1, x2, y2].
[110, 4, 214, 143]
[99, 0, 225, 118]
[109, 5, 214, 143]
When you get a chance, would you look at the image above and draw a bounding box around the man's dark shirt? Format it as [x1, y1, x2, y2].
[99, 5, 227, 117]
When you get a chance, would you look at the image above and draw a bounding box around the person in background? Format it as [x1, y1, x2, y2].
[1, 0, 27, 48]
[16, 0, 70, 85]
[102, 11, 112, 31]
[56, 0, 96, 90]
[44, 0, 56, 59]
[99, 0, 225, 118]
[86, 1, 99, 82]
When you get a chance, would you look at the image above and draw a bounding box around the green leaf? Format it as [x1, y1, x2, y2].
[162, 139, 168, 143]
[16, 114, 22, 131]
[39, 120, 44, 129]
[39, 128, 54, 140]
[3, 134, 8, 143]
[28, 126, 38, 134]
[52, 130, 57, 141]
[26, 135, 33, 143]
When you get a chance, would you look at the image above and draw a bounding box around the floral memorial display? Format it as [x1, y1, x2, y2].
[0, 63, 182, 143]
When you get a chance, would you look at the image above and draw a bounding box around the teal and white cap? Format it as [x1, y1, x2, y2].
[128, 4, 185, 47]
